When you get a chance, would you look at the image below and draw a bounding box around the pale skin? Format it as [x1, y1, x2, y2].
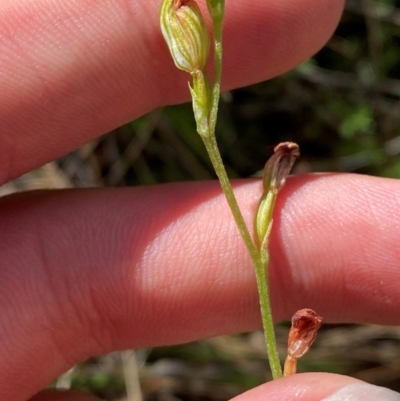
[1, 0, 400, 400]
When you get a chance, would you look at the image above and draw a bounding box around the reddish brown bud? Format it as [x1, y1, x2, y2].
[284, 309, 323, 376]
[254, 142, 299, 251]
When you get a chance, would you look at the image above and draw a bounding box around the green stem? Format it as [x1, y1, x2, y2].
[202, 134, 282, 379]
[208, 1, 224, 135]
[198, 0, 282, 380]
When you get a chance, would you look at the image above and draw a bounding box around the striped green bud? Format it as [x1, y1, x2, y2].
[160, 0, 210, 74]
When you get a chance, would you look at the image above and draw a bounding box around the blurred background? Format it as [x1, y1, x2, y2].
[2, 0, 400, 399]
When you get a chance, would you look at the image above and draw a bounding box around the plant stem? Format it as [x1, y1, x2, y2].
[202, 134, 282, 379]
[199, 0, 282, 380]
[207, 0, 224, 135]
[254, 248, 282, 379]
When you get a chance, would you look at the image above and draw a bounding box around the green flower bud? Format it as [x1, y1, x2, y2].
[160, 0, 210, 74]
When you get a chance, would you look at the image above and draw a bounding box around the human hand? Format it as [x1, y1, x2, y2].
[2, 0, 400, 400]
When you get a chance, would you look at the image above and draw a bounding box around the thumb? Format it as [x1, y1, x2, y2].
[231, 373, 400, 401]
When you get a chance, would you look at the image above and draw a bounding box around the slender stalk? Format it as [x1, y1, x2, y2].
[202, 0, 282, 379]
[207, 0, 225, 134]
[159, 0, 283, 380]
[202, 135, 258, 262]
[202, 134, 282, 379]
[254, 249, 282, 379]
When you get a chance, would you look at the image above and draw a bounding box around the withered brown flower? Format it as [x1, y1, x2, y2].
[284, 308, 323, 376]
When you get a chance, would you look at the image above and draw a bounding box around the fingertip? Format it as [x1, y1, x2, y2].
[230, 373, 360, 401]
[0, 0, 345, 180]
[222, 0, 345, 89]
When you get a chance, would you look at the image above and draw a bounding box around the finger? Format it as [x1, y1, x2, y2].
[0, 0, 344, 183]
[2, 174, 400, 400]
[30, 390, 102, 401]
[29, 376, 400, 401]
[231, 373, 400, 401]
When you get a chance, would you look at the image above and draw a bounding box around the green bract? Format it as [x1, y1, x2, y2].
[160, 0, 210, 74]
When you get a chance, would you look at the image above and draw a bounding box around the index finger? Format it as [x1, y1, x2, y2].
[0, 0, 344, 183]
[1, 174, 400, 400]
